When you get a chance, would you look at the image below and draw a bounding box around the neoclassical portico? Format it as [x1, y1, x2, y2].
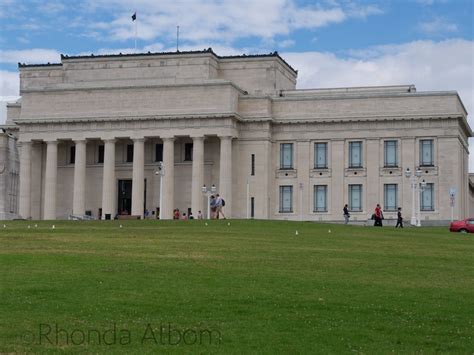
[17, 132, 234, 220]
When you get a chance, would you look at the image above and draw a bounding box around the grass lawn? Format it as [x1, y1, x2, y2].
[0, 220, 473, 354]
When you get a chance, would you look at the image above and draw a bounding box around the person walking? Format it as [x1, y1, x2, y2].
[343, 204, 350, 224]
[395, 207, 403, 228]
[197, 210, 203, 220]
[374, 204, 383, 227]
[215, 194, 226, 219]
[209, 195, 217, 219]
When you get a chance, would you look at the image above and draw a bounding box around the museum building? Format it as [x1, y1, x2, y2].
[1, 48, 472, 222]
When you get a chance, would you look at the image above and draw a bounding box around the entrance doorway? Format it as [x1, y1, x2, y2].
[117, 179, 147, 216]
[118, 180, 132, 215]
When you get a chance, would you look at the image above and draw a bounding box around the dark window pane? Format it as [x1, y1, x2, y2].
[126, 144, 134, 163]
[251, 154, 255, 176]
[155, 144, 163, 162]
[70, 146, 75, 164]
[184, 143, 193, 161]
[98, 145, 104, 164]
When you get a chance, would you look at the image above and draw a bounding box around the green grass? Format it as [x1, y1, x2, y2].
[0, 220, 473, 354]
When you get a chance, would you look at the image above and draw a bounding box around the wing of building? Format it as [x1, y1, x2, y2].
[1, 48, 472, 224]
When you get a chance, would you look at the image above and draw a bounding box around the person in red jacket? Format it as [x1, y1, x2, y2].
[374, 204, 383, 227]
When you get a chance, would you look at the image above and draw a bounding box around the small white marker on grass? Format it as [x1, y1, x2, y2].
[52, 225, 55, 230]
[328, 229, 332, 234]
[227, 222, 231, 226]
[295, 230, 299, 236]
[34, 224, 38, 228]
[205, 222, 208, 226]
[3, 224, 6, 228]
[28, 225, 31, 229]
[119, 225, 123, 229]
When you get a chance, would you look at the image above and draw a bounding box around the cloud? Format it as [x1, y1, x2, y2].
[418, 17, 458, 36]
[0, 48, 61, 65]
[83, 0, 381, 44]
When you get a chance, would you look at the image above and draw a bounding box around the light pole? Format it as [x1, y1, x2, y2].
[404, 168, 423, 227]
[417, 179, 427, 227]
[155, 162, 164, 219]
[202, 184, 217, 220]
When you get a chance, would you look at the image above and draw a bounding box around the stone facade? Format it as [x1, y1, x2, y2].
[0, 129, 19, 219]
[2, 49, 472, 222]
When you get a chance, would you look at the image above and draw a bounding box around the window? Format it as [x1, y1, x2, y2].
[384, 140, 398, 167]
[279, 186, 293, 213]
[349, 141, 363, 168]
[314, 143, 328, 169]
[349, 184, 362, 211]
[280, 143, 293, 169]
[126, 144, 134, 163]
[314, 185, 327, 212]
[251, 154, 255, 176]
[384, 184, 398, 211]
[420, 139, 434, 166]
[97, 145, 104, 164]
[421, 183, 434, 211]
[155, 144, 163, 162]
[184, 143, 193, 161]
[70, 146, 75, 164]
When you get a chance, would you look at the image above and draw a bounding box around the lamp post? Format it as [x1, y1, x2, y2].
[404, 168, 423, 227]
[202, 184, 217, 220]
[154, 162, 164, 219]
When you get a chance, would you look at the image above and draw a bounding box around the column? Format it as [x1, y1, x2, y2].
[18, 141, 32, 219]
[161, 137, 175, 219]
[131, 138, 145, 217]
[43, 140, 58, 220]
[191, 136, 205, 216]
[219, 136, 233, 217]
[72, 140, 87, 216]
[101, 139, 116, 219]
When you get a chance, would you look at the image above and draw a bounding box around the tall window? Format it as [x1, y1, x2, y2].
[280, 143, 293, 169]
[314, 185, 327, 212]
[184, 143, 193, 161]
[420, 139, 434, 166]
[251, 154, 255, 176]
[97, 145, 104, 164]
[279, 186, 293, 213]
[384, 184, 398, 211]
[155, 143, 163, 162]
[314, 143, 328, 169]
[349, 141, 363, 168]
[251, 197, 255, 218]
[349, 184, 362, 211]
[384, 140, 398, 167]
[126, 144, 134, 163]
[70, 146, 75, 164]
[421, 183, 434, 211]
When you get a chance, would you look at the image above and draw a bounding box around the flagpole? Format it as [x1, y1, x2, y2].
[176, 25, 179, 52]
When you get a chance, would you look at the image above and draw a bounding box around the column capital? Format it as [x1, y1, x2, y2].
[132, 137, 145, 143]
[191, 135, 205, 141]
[161, 136, 175, 142]
[73, 139, 87, 144]
[102, 138, 116, 144]
[44, 140, 58, 145]
[219, 135, 233, 140]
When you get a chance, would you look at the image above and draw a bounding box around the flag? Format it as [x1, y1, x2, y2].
[131, 12, 136, 21]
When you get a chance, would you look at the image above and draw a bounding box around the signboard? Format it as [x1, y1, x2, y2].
[449, 187, 456, 208]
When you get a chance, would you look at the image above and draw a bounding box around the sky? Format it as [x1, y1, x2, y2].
[0, 0, 473, 168]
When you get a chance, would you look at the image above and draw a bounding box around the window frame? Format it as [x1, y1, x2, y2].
[184, 143, 193, 161]
[126, 144, 134, 163]
[279, 185, 293, 213]
[313, 185, 328, 212]
[348, 184, 363, 212]
[384, 140, 398, 168]
[383, 184, 398, 211]
[349, 141, 363, 168]
[280, 143, 294, 170]
[314, 142, 328, 169]
[97, 144, 104, 164]
[155, 143, 163, 162]
[419, 139, 434, 167]
[421, 183, 435, 211]
[69, 145, 76, 165]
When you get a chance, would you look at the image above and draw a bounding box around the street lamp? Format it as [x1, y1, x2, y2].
[154, 162, 164, 219]
[202, 184, 217, 220]
[404, 167, 424, 227]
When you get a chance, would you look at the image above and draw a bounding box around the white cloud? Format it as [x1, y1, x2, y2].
[83, 0, 381, 43]
[0, 49, 61, 65]
[418, 17, 458, 35]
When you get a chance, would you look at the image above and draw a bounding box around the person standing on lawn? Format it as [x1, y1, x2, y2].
[343, 204, 350, 224]
[395, 207, 403, 228]
[374, 204, 383, 227]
